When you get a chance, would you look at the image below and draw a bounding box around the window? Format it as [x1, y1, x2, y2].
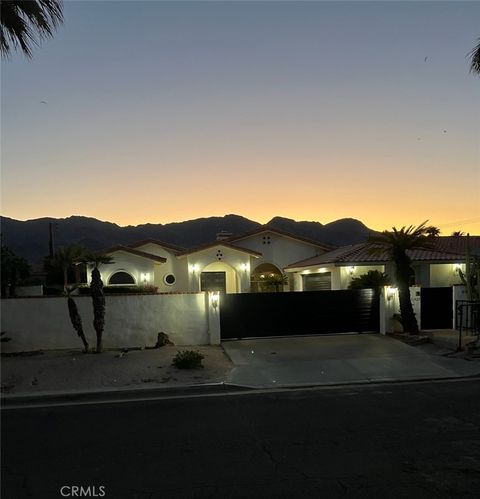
[164, 274, 176, 285]
[200, 272, 226, 293]
[108, 271, 135, 285]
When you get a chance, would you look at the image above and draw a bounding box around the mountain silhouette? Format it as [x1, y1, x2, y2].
[0, 214, 377, 262]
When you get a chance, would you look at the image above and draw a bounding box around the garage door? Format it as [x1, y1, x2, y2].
[303, 273, 331, 291]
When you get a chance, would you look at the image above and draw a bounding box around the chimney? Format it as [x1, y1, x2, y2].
[216, 230, 233, 241]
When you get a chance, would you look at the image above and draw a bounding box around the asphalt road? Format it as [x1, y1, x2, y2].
[2, 379, 480, 499]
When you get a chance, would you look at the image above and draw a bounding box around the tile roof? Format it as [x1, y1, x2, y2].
[128, 239, 185, 253]
[432, 236, 480, 256]
[285, 242, 467, 269]
[102, 246, 167, 263]
[177, 241, 263, 257]
[225, 226, 334, 250]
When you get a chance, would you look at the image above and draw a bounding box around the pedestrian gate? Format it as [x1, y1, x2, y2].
[420, 287, 453, 330]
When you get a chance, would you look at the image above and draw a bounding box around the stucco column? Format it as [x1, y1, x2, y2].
[206, 292, 221, 345]
[379, 286, 387, 335]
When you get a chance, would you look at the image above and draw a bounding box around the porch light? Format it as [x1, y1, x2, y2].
[141, 272, 149, 284]
[190, 264, 199, 274]
[453, 263, 462, 272]
[346, 266, 355, 276]
[240, 263, 249, 272]
[386, 286, 397, 301]
[209, 291, 220, 310]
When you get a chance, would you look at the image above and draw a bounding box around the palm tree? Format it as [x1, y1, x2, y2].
[53, 246, 89, 351]
[66, 290, 89, 352]
[348, 270, 391, 290]
[1, 0, 63, 58]
[369, 221, 438, 334]
[83, 253, 114, 353]
[54, 245, 86, 292]
[470, 38, 480, 74]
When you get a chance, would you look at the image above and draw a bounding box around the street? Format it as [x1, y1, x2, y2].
[2, 378, 480, 498]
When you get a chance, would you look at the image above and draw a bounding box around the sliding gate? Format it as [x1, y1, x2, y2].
[220, 289, 379, 340]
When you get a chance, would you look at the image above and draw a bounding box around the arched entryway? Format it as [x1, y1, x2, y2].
[250, 263, 286, 293]
[200, 262, 238, 294]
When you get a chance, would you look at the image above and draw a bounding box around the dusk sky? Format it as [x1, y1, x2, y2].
[1, 1, 479, 233]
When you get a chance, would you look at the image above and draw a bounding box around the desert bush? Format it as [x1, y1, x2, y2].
[172, 350, 204, 369]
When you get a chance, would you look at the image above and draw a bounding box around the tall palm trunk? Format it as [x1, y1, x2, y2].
[67, 296, 89, 352]
[395, 256, 419, 333]
[90, 266, 105, 353]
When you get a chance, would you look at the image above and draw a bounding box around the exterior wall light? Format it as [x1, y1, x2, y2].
[386, 286, 397, 301]
[141, 272, 149, 284]
[190, 264, 199, 274]
[210, 291, 220, 310]
[453, 263, 462, 272]
[347, 266, 356, 276]
[240, 263, 249, 272]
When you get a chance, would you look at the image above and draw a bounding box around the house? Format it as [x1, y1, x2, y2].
[88, 227, 332, 294]
[284, 242, 468, 291]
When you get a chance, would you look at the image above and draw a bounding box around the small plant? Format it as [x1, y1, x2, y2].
[172, 350, 204, 369]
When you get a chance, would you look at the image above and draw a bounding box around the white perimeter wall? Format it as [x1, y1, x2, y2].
[1, 293, 214, 352]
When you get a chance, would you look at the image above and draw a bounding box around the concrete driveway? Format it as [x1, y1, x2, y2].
[222, 334, 480, 388]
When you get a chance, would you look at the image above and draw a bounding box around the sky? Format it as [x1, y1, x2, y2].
[1, 0, 479, 233]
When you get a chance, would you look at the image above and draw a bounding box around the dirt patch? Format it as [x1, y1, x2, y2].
[0, 345, 233, 396]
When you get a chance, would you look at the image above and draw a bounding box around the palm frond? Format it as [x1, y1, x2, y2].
[469, 38, 480, 75]
[1, 0, 63, 58]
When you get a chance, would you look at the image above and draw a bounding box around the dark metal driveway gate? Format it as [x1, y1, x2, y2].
[420, 287, 453, 329]
[220, 289, 379, 340]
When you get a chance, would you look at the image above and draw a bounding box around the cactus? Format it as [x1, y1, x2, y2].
[458, 234, 480, 301]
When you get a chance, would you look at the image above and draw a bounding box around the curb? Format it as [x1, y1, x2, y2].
[1, 382, 249, 409]
[3, 374, 480, 410]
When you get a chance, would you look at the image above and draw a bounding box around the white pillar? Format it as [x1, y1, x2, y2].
[379, 286, 387, 335]
[206, 292, 221, 345]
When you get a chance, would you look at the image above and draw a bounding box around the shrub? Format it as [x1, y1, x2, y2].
[172, 350, 204, 369]
[78, 285, 158, 295]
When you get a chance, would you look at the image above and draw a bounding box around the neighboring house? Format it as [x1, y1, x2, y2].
[284, 243, 467, 291]
[89, 227, 332, 294]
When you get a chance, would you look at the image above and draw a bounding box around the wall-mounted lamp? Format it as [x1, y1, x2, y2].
[240, 263, 249, 272]
[386, 286, 397, 301]
[190, 264, 199, 274]
[346, 266, 356, 276]
[209, 291, 220, 310]
[141, 272, 149, 284]
[453, 263, 463, 272]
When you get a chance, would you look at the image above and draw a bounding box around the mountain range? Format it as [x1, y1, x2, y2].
[0, 215, 377, 263]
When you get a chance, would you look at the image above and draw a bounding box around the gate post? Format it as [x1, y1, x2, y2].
[379, 286, 387, 335]
[207, 291, 221, 345]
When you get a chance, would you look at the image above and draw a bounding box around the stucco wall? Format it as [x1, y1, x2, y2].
[133, 243, 189, 292]
[430, 263, 464, 287]
[1, 293, 210, 352]
[239, 233, 323, 272]
[90, 252, 156, 287]
[185, 246, 252, 293]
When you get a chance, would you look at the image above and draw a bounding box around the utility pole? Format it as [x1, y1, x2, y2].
[48, 222, 56, 258]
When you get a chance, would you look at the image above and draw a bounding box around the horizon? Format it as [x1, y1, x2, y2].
[2, 212, 479, 236]
[2, 1, 479, 233]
